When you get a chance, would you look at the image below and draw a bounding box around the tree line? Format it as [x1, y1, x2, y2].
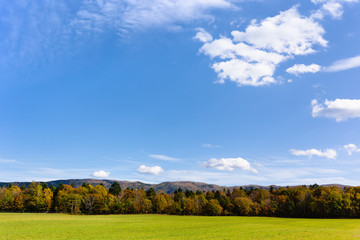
[1, 182, 360, 217]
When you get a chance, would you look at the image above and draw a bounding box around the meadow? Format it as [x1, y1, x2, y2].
[1, 213, 360, 240]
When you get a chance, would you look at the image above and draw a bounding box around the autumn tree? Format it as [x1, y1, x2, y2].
[204, 199, 222, 216]
[24, 182, 47, 212]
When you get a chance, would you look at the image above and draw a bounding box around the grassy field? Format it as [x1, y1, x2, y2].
[1, 213, 360, 240]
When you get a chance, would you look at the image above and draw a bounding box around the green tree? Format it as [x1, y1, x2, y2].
[109, 182, 122, 196]
[68, 193, 82, 214]
[24, 182, 47, 212]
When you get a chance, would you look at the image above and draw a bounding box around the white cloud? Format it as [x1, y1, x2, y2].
[161, 166, 351, 186]
[203, 157, 258, 173]
[324, 55, 360, 72]
[290, 148, 337, 159]
[344, 144, 360, 155]
[0, 158, 19, 164]
[149, 154, 178, 161]
[322, 2, 344, 18]
[231, 7, 327, 55]
[200, 38, 286, 63]
[312, 99, 360, 122]
[193, 28, 213, 43]
[312, 0, 358, 3]
[312, 0, 359, 19]
[91, 170, 110, 178]
[2, 0, 235, 67]
[202, 143, 221, 148]
[284, 55, 360, 76]
[0, 1, 73, 68]
[137, 165, 164, 175]
[197, 6, 327, 87]
[286, 64, 321, 75]
[199, 37, 285, 86]
[286, 55, 360, 75]
[162, 169, 264, 185]
[74, 0, 233, 33]
[212, 59, 277, 86]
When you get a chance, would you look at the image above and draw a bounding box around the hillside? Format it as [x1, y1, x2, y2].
[0, 178, 285, 193]
[0, 179, 351, 193]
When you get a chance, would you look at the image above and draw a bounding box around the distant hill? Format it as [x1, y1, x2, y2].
[0, 179, 351, 193]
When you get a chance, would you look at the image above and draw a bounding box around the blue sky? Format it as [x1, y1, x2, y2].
[1, 0, 360, 186]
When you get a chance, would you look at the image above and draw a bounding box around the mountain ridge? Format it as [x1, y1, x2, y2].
[0, 178, 351, 193]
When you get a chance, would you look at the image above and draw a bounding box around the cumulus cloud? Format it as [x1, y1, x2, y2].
[290, 148, 337, 159]
[312, 0, 359, 19]
[200, 38, 286, 63]
[74, 0, 233, 33]
[137, 165, 164, 175]
[197, 6, 327, 86]
[324, 55, 360, 72]
[91, 170, 110, 178]
[344, 144, 360, 155]
[286, 64, 322, 75]
[193, 28, 213, 43]
[212, 59, 277, 86]
[203, 157, 258, 173]
[322, 2, 344, 18]
[149, 154, 178, 161]
[231, 8, 327, 55]
[312, 99, 360, 122]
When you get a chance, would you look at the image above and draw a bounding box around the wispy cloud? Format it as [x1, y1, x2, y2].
[286, 55, 360, 76]
[163, 169, 264, 185]
[73, 0, 234, 34]
[23, 167, 100, 182]
[159, 165, 349, 186]
[202, 143, 221, 148]
[149, 154, 179, 161]
[324, 55, 360, 72]
[290, 148, 337, 159]
[312, 99, 360, 122]
[0, 1, 74, 68]
[287, 55, 360, 76]
[1, 0, 235, 68]
[0, 158, 20, 164]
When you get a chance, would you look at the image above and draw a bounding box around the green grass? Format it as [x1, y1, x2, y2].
[1, 213, 360, 240]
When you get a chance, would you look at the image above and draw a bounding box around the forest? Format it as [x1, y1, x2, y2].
[1, 182, 360, 218]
